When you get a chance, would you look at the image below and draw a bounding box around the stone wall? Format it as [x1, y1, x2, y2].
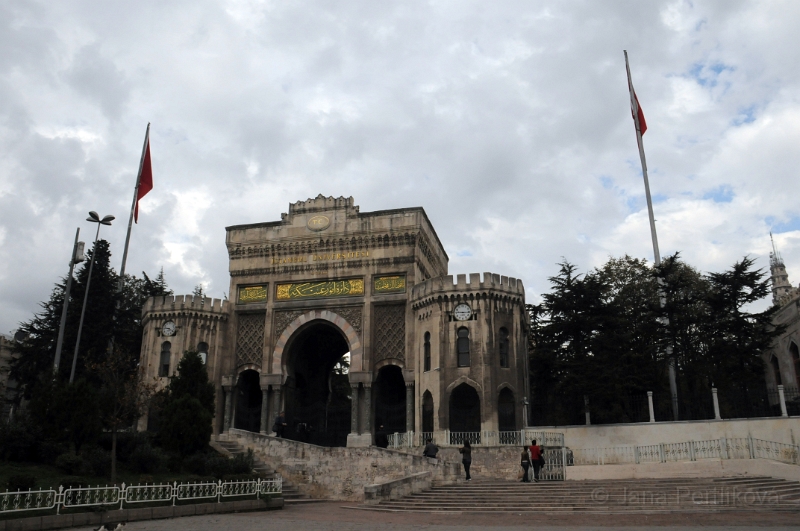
[434, 446, 527, 481]
[222, 429, 461, 501]
[555, 417, 800, 448]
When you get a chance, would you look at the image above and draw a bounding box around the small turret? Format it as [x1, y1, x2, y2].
[770, 233, 793, 305]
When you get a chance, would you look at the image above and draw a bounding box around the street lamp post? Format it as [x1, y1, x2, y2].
[53, 228, 85, 376]
[69, 211, 115, 384]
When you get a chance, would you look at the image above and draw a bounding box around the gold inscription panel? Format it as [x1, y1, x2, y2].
[374, 275, 406, 294]
[276, 278, 365, 300]
[271, 250, 369, 265]
[238, 284, 268, 304]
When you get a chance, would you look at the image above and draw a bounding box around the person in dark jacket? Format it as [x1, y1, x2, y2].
[529, 439, 543, 482]
[423, 439, 439, 459]
[459, 440, 472, 480]
[520, 445, 531, 482]
[272, 412, 287, 438]
[375, 425, 389, 448]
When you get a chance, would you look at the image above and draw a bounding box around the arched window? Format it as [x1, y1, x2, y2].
[159, 341, 171, 377]
[422, 390, 434, 434]
[424, 332, 431, 372]
[197, 342, 209, 365]
[771, 356, 782, 386]
[791, 343, 800, 388]
[457, 327, 470, 367]
[498, 327, 509, 368]
[498, 387, 516, 432]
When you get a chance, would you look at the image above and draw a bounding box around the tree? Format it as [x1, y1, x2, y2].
[156, 351, 216, 456]
[27, 377, 101, 453]
[94, 346, 156, 483]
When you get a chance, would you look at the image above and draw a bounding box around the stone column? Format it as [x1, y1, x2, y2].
[259, 386, 269, 434]
[647, 391, 655, 423]
[273, 385, 283, 418]
[222, 386, 232, 432]
[584, 395, 591, 426]
[364, 383, 372, 434]
[778, 385, 789, 417]
[405, 382, 414, 433]
[350, 384, 360, 434]
[712, 387, 721, 420]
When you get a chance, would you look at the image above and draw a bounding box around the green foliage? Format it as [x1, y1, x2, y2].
[530, 254, 782, 424]
[158, 395, 213, 456]
[7, 474, 37, 491]
[0, 414, 42, 461]
[27, 378, 102, 453]
[163, 351, 216, 415]
[54, 452, 91, 476]
[128, 442, 169, 474]
[182, 450, 255, 478]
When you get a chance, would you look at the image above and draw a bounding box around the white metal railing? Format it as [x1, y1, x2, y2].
[393, 429, 565, 448]
[566, 437, 799, 467]
[0, 478, 282, 516]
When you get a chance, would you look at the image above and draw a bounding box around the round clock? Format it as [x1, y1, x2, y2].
[453, 303, 472, 321]
[162, 321, 176, 337]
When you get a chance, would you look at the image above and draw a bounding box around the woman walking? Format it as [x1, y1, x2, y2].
[520, 445, 531, 482]
[459, 440, 472, 480]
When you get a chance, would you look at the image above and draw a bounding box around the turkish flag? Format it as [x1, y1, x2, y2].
[632, 89, 647, 135]
[134, 132, 152, 223]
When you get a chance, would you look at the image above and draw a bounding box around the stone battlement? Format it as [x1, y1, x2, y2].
[142, 294, 229, 316]
[284, 194, 358, 217]
[411, 272, 524, 300]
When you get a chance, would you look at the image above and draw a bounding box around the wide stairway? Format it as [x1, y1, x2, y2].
[215, 439, 316, 504]
[361, 477, 800, 513]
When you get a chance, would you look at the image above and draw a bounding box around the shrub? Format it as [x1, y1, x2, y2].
[82, 446, 111, 477]
[38, 441, 69, 465]
[0, 415, 41, 462]
[58, 476, 90, 488]
[222, 473, 259, 482]
[204, 450, 255, 478]
[128, 443, 168, 474]
[7, 474, 37, 491]
[55, 452, 91, 475]
[157, 395, 212, 456]
[182, 453, 207, 475]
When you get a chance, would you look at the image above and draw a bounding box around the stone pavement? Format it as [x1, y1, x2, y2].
[73, 501, 800, 530]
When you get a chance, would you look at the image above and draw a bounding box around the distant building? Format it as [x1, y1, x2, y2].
[765, 241, 800, 392]
[0, 334, 20, 422]
[138, 196, 530, 446]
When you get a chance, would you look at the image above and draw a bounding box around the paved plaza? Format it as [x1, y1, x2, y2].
[74, 502, 800, 530]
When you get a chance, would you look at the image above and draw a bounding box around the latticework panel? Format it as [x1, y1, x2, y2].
[235, 313, 265, 367]
[374, 304, 405, 362]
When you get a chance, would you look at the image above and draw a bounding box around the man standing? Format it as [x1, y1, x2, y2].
[272, 411, 287, 438]
[529, 439, 543, 483]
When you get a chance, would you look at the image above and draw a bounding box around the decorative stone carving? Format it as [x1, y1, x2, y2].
[332, 306, 363, 335]
[273, 310, 305, 339]
[374, 304, 405, 362]
[235, 313, 265, 367]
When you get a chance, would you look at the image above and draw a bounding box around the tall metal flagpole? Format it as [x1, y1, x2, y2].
[624, 51, 679, 420]
[118, 123, 150, 292]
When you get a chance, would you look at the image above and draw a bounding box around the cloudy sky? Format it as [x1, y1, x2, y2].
[2, 0, 800, 334]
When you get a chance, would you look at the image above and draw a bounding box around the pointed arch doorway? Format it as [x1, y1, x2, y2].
[283, 321, 352, 447]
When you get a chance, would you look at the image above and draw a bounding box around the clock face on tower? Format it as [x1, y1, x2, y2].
[162, 321, 176, 337]
[453, 303, 472, 321]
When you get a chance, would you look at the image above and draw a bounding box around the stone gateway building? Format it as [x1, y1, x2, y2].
[139, 196, 529, 447]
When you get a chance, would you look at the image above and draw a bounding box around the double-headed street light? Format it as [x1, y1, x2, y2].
[69, 211, 114, 384]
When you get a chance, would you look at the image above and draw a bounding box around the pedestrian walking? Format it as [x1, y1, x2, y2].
[520, 445, 531, 482]
[529, 439, 543, 482]
[272, 411, 287, 438]
[459, 440, 472, 480]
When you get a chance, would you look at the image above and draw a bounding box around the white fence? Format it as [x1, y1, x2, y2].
[569, 437, 799, 466]
[0, 477, 282, 516]
[389, 429, 565, 449]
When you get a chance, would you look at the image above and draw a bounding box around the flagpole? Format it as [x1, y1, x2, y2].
[624, 51, 679, 421]
[118, 123, 150, 292]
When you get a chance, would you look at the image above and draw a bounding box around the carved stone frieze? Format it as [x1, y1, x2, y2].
[273, 310, 305, 339]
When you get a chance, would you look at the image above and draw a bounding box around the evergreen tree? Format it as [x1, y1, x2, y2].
[156, 351, 216, 456]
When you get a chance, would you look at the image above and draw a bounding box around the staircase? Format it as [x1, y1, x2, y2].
[357, 476, 800, 513]
[215, 439, 318, 504]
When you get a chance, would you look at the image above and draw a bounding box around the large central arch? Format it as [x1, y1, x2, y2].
[272, 310, 361, 447]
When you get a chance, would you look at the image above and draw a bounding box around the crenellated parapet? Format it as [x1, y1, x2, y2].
[285, 194, 358, 217]
[410, 272, 525, 310]
[141, 294, 230, 323]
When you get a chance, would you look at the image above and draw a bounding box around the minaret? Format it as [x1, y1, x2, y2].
[770, 232, 792, 304]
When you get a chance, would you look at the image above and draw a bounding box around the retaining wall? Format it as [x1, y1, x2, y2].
[222, 429, 461, 501]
